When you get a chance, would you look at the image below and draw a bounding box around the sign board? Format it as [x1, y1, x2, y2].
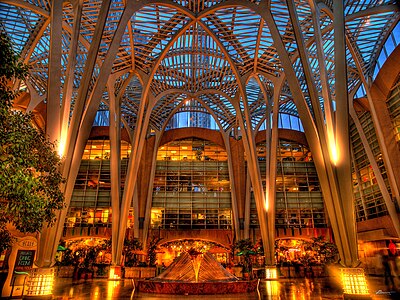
[1, 236, 37, 298]
[13, 250, 35, 273]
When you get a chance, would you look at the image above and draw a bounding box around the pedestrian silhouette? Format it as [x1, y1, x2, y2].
[381, 250, 395, 290]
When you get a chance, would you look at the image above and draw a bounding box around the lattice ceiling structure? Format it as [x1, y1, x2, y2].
[0, 0, 399, 134]
[2, 0, 400, 271]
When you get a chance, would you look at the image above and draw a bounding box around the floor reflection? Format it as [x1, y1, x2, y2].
[52, 276, 397, 300]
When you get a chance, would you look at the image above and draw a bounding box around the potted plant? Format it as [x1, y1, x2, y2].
[56, 248, 76, 278]
[234, 239, 256, 279]
[124, 237, 143, 267]
[310, 236, 339, 276]
[142, 236, 163, 279]
[94, 238, 111, 278]
[78, 246, 96, 280]
[147, 236, 163, 267]
[123, 237, 144, 278]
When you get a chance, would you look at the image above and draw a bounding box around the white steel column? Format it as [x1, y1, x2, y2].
[108, 78, 122, 265]
[244, 168, 251, 240]
[60, 0, 83, 158]
[142, 132, 162, 247]
[223, 131, 241, 242]
[233, 89, 274, 265]
[265, 77, 283, 255]
[333, 0, 358, 267]
[261, 2, 359, 267]
[40, 2, 134, 267]
[35, 0, 63, 268]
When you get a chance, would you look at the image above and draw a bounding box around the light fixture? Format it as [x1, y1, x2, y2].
[340, 268, 371, 299]
[26, 267, 55, 298]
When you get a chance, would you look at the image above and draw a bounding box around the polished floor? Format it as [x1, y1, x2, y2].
[51, 276, 400, 300]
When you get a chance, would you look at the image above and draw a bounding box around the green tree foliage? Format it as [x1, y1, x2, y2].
[0, 33, 65, 252]
[147, 236, 163, 266]
[310, 236, 339, 264]
[124, 237, 143, 267]
[234, 238, 256, 276]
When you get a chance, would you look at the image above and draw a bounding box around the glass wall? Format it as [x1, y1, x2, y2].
[387, 76, 400, 144]
[351, 112, 391, 221]
[65, 138, 131, 229]
[251, 140, 327, 229]
[151, 138, 232, 229]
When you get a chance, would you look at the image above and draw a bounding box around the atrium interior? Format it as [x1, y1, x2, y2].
[0, 0, 400, 299]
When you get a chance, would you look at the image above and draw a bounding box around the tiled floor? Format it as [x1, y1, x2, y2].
[52, 276, 400, 300]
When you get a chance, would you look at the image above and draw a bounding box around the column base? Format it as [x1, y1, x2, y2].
[264, 266, 278, 280]
[108, 265, 122, 280]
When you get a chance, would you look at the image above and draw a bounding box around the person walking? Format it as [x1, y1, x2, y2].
[381, 250, 395, 290]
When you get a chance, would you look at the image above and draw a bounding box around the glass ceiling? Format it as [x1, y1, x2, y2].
[0, 0, 399, 134]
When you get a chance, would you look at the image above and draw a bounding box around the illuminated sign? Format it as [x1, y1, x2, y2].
[14, 250, 35, 272]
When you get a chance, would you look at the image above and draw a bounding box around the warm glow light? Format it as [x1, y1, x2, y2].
[340, 268, 370, 296]
[26, 268, 55, 297]
[265, 267, 277, 279]
[107, 280, 120, 299]
[327, 130, 339, 165]
[171, 150, 177, 154]
[265, 189, 269, 211]
[58, 137, 66, 157]
[109, 266, 121, 280]
[181, 146, 187, 149]
[264, 280, 279, 296]
[93, 286, 100, 300]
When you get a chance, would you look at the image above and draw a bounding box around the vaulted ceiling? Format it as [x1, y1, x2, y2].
[1, 0, 399, 134]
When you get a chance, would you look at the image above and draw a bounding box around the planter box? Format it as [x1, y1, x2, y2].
[125, 267, 141, 278]
[141, 267, 156, 279]
[124, 267, 156, 279]
[232, 267, 243, 278]
[278, 266, 295, 278]
[94, 265, 110, 278]
[79, 271, 93, 280]
[312, 265, 324, 277]
[58, 266, 75, 278]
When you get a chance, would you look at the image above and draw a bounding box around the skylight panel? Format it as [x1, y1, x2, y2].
[132, 5, 190, 71]
[0, 4, 41, 54]
[202, 6, 260, 68]
[372, 21, 400, 80]
[270, 0, 297, 55]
